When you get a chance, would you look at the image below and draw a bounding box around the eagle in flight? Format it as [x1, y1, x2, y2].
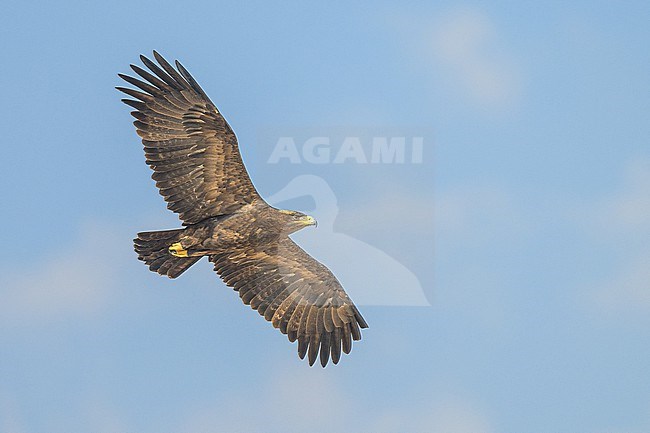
[117, 51, 368, 367]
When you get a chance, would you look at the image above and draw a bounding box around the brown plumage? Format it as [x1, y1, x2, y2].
[118, 51, 368, 366]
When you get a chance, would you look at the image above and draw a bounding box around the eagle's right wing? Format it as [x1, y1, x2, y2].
[117, 51, 262, 225]
[209, 237, 368, 367]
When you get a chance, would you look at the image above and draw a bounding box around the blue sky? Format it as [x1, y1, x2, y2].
[1, 1, 649, 432]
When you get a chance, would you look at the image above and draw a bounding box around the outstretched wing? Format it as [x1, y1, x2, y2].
[209, 237, 368, 367]
[117, 51, 262, 224]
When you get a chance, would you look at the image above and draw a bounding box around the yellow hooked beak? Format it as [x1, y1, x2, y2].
[301, 215, 317, 227]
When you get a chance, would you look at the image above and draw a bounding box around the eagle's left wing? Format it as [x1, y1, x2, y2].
[117, 51, 263, 225]
[209, 237, 368, 367]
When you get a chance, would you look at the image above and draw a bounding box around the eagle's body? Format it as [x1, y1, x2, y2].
[164, 205, 310, 257]
[118, 52, 367, 367]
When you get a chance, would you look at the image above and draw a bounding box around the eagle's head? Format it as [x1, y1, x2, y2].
[278, 209, 317, 233]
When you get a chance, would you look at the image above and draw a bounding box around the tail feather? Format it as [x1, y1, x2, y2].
[134, 229, 201, 278]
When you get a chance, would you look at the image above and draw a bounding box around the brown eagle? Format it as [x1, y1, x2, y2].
[117, 51, 368, 367]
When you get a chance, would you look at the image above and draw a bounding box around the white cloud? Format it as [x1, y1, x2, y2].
[424, 401, 494, 433]
[431, 7, 523, 111]
[1, 394, 135, 433]
[578, 157, 650, 312]
[370, 397, 494, 433]
[0, 395, 25, 433]
[180, 364, 494, 433]
[592, 252, 650, 313]
[0, 221, 125, 326]
[181, 368, 349, 433]
[84, 400, 131, 433]
[434, 183, 525, 246]
[593, 158, 650, 235]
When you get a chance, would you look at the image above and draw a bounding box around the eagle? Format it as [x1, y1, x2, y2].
[117, 51, 368, 367]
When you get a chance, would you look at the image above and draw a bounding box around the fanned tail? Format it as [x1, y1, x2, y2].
[134, 229, 201, 278]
